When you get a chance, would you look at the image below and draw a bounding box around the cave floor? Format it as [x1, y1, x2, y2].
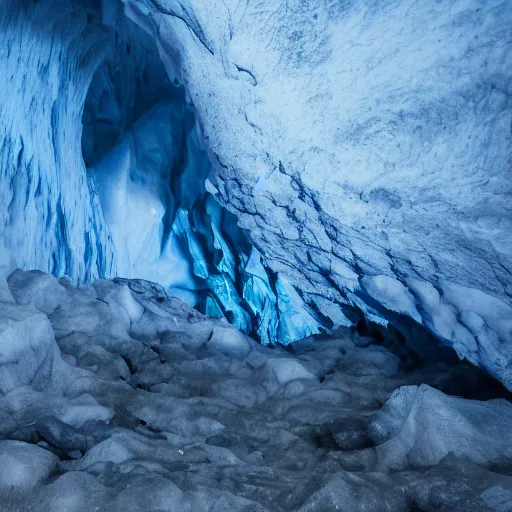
[0, 271, 511, 512]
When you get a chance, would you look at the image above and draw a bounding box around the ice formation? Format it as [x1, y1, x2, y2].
[0, 0, 323, 346]
[0, 270, 511, 511]
[1, 0, 511, 388]
[0, 0, 511, 508]
[117, 0, 512, 389]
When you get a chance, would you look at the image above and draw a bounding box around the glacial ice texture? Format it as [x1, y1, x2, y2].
[0, 0, 322, 346]
[0, 1, 116, 280]
[1, 0, 512, 389]
[1, 270, 511, 511]
[117, 0, 512, 388]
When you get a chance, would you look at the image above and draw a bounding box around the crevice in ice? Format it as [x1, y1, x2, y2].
[148, 0, 215, 55]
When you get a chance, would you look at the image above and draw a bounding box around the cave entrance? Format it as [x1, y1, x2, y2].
[80, 4, 291, 346]
[81, 5, 205, 302]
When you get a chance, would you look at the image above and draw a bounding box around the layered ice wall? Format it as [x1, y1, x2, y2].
[119, 0, 512, 388]
[0, 1, 116, 281]
[85, 83, 322, 344]
[79, 6, 322, 343]
[86, 95, 322, 343]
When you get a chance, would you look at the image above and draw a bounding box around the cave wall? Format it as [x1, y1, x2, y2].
[0, 0, 116, 281]
[120, 0, 512, 388]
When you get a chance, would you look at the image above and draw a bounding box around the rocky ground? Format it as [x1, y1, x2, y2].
[0, 270, 511, 511]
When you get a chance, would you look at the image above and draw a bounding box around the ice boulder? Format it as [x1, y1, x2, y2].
[92, 280, 144, 329]
[7, 269, 68, 314]
[0, 302, 58, 393]
[35, 416, 87, 453]
[0, 440, 58, 490]
[0, 279, 14, 303]
[207, 324, 252, 360]
[38, 472, 108, 512]
[481, 486, 512, 512]
[369, 384, 512, 471]
[112, 475, 183, 512]
[265, 358, 317, 387]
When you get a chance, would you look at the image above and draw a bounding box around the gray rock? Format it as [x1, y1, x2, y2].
[36, 416, 87, 452]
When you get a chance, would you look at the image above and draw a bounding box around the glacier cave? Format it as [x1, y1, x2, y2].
[0, 0, 511, 510]
[78, 9, 323, 345]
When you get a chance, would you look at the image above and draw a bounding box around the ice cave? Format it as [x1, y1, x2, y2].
[0, 0, 511, 510]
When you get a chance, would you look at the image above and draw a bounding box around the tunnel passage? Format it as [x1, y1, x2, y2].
[80, 4, 324, 346]
[0, 0, 507, 401]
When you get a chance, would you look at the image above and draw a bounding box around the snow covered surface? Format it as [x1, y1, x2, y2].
[0, 270, 512, 511]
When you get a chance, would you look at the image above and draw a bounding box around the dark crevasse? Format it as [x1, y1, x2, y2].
[80, 3, 322, 345]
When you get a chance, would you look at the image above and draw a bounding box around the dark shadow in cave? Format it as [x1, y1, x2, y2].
[354, 316, 512, 401]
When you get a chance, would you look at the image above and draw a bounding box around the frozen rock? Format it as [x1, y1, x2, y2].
[35, 416, 87, 452]
[296, 472, 408, 512]
[0, 275, 509, 510]
[265, 358, 317, 387]
[93, 280, 144, 328]
[0, 302, 59, 393]
[59, 394, 114, 429]
[48, 289, 128, 340]
[211, 379, 266, 408]
[0, 440, 58, 490]
[207, 325, 251, 360]
[182, 489, 270, 512]
[7, 270, 68, 314]
[369, 384, 512, 471]
[317, 418, 373, 451]
[112, 475, 183, 512]
[38, 471, 107, 512]
[481, 486, 512, 512]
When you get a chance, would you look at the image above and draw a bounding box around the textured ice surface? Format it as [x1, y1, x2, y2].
[369, 384, 512, 471]
[87, 87, 321, 344]
[0, 270, 511, 511]
[0, 441, 58, 490]
[1, 0, 511, 385]
[80, 9, 320, 344]
[0, 1, 116, 281]
[115, 0, 512, 388]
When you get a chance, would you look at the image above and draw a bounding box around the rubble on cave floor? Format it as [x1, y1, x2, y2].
[0, 270, 511, 512]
